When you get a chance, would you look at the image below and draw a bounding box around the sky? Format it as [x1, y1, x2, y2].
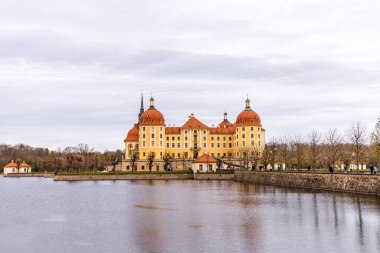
[0, 0, 379, 151]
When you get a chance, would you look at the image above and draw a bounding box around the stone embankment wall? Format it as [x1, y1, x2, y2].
[194, 174, 235, 180]
[54, 174, 194, 181]
[4, 173, 54, 178]
[235, 171, 380, 196]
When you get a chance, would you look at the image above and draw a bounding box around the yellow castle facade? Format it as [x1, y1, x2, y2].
[122, 95, 265, 171]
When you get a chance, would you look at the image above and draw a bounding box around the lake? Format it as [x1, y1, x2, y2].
[0, 177, 379, 253]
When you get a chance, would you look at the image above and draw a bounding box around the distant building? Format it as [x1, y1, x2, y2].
[3, 161, 31, 175]
[192, 153, 218, 173]
[19, 161, 32, 173]
[121, 95, 266, 171]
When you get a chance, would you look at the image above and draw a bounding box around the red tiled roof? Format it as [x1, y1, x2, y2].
[182, 116, 209, 129]
[124, 124, 139, 142]
[193, 153, 218, 163]
[218, 120, 233, 129]
[139, 108, 165, 126]
[236, 109, 261, 126]
[165, 127, 181, 134]
[210, 127, 235, 134]
[19, 162, 30, 168]
[4, 161, 17, 168]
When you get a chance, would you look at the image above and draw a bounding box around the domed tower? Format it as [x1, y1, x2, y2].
[138, 96, 166, 162]
[235, 97, 265, 151]
[218, 111, 233, 128]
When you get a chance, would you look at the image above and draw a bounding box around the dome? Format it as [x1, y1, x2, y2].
[236, 110, 261, 126]
[235, 97, 261, 126]
[139, 96, 165, 126]
[125, 124, 139, 142]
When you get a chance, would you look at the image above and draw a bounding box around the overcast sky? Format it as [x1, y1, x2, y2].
[1, 0, 379, 151]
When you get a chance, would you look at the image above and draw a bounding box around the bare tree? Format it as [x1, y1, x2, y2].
[129, 152, 138, 172]
[292, 136, 307, 171]
[308, 130, 322, 172]
[370, 118, 380, 166]
[268, 139, 277, 171]
[260, 145, 272, 171]
[278, 136, 291, 170]
[238, 147, 250, 169]
[250, 146, 262, 171]
[346, 122, 368, 173]
[163, 153, 172, 171]
[146, 152, 155, 172]
[216, 156, 223, 175]
[325, 128, 343, 169]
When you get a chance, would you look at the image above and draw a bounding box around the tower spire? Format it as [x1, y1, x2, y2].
[138, 92, 144, 122]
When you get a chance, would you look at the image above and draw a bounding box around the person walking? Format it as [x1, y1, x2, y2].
[370, 165, 374, 175]
[374, 166, 378, 175]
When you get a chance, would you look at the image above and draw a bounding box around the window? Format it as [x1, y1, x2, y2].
[211, 137, 214, 141]
[151, 126, 155, 131]
[251, 134, 254, 138]
[151, 141, 155, 147]
[143, 127, 146, 131]
[172, 137, 175, 141]
[250, 119, 253, 123]
[203, 137, 206, 141]
[185, 136, 188, 141]
[211, 143, 214, 148]
[172, 153, 175, 158]
[160, 134, 162, 138]
[151, 134, 155, 138]
[177, 143, 180, 148]
[217, 143, 220, 148]
[259, 141, 261, 146]
[242, 127, 245, 131]
[143, 141, 146, 147]
[184, 152, 188, 158]
[166, 143, 169, 148]
[217, 153, 220, 157]
[185, 143, 188, 148]
[203, 130, 206, 134]
[217, 137, 220, 141]
[160, 152, 163, 157]
[142, 165, 145, 170]
[242, 134, 245, 138]
[160, 141, 163, 147]
[258, 134, 261, 138]
[223, 137, 226, 141]
[127, 166, 130, 170]
[229, 137, 232, 141]
[177, 153, 180, 158]
[229, 143, 232, 148]
[203, 143, 206, 148]
[223, 143, 226, 148]
[143, 134, 146, 138]
[199, 164, 203, 171]
[242, 141, 246, 147]
[194, 130, 197, 134]
[211, 153, 215, 157]
[251, 141, 254, 146]
[160, 127, 163, 131]
[166, 136, 169, 141]
[143, 152, 146, 157]
[177, 137, 180, 141]
[172, 143, 175, 148]
[185, 130, 188, 134]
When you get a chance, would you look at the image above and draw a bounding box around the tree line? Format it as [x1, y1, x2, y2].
[236, 120, 380, 172]
[0, 143, 123, 173]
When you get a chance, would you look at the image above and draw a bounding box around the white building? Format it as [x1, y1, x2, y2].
[3, 161, 32, 175]
[192, 153, 218, 173]
[19, 161, 32, 173]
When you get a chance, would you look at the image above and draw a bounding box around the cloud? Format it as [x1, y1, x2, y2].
[0, 0, 379, 150]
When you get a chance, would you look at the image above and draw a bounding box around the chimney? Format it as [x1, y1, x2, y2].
[191, 113, 194, 117]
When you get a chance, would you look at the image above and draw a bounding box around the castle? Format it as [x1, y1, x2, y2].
[121, 95, 265, 171]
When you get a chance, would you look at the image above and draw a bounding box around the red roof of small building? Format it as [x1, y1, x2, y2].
[182, 116, 209, 129]
[193, 153, 218, 163]
[19, 162, 30, 168]
[125, 124, 139, 142]
[4, 161, 17, 168]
